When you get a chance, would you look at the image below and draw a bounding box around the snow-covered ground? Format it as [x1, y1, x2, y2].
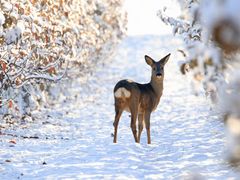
[0, 34, 239, 179]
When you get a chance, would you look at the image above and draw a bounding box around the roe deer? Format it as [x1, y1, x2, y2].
[113, 53, 170, 144]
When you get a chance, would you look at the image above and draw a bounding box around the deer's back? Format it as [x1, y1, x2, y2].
[114, 80, 160, 112]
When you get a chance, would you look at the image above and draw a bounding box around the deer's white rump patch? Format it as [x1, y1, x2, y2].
[114, 87, 131, 98]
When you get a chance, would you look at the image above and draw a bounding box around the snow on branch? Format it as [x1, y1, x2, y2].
[159, 0, 240, 167]
[0, 0, 126, 116]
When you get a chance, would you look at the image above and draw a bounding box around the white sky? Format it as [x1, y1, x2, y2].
[123, 0, 181, 35]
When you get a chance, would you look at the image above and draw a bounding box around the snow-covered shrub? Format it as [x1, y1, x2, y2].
[159, 0, 224, 97]
[158, 0, 240, 167]
[0, 0, 126, 117]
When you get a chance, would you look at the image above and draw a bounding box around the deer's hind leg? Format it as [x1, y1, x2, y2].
[113, 99, 124, 143]
[137, 113, 144, 143]
[130, 101, 139, 143]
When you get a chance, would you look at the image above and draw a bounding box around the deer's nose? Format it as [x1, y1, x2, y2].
[156, 73, 162, 77]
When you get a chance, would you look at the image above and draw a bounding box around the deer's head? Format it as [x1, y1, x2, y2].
[145, 53, 171, 80]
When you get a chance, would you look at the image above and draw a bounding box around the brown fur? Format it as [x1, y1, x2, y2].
[113, 53, 171, 144]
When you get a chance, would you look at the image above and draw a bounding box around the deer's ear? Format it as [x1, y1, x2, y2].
[160, 53, 171, 65]
[145, 55, 155, 66]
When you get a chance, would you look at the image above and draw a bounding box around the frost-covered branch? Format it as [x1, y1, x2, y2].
[0, 0, 126, 116]
[159, 0, 240, 167]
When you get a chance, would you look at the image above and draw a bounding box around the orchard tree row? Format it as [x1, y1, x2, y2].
[0, 0, 126, 117]
[159, 0, 240, 166]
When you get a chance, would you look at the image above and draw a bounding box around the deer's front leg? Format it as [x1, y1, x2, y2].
[137, 113, 144, 143]
[144, 111, 151, 144]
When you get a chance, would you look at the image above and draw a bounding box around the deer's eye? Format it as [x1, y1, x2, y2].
[153, 67, 156, 70]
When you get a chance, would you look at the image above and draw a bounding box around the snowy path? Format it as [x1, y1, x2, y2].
[0, 35, 239, 179]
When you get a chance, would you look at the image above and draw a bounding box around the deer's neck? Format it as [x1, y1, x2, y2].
[150, 77, 163, 97]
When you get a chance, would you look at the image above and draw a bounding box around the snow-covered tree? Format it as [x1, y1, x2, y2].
[0, 0, 126, 117]
[159, 0, 240, 167]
